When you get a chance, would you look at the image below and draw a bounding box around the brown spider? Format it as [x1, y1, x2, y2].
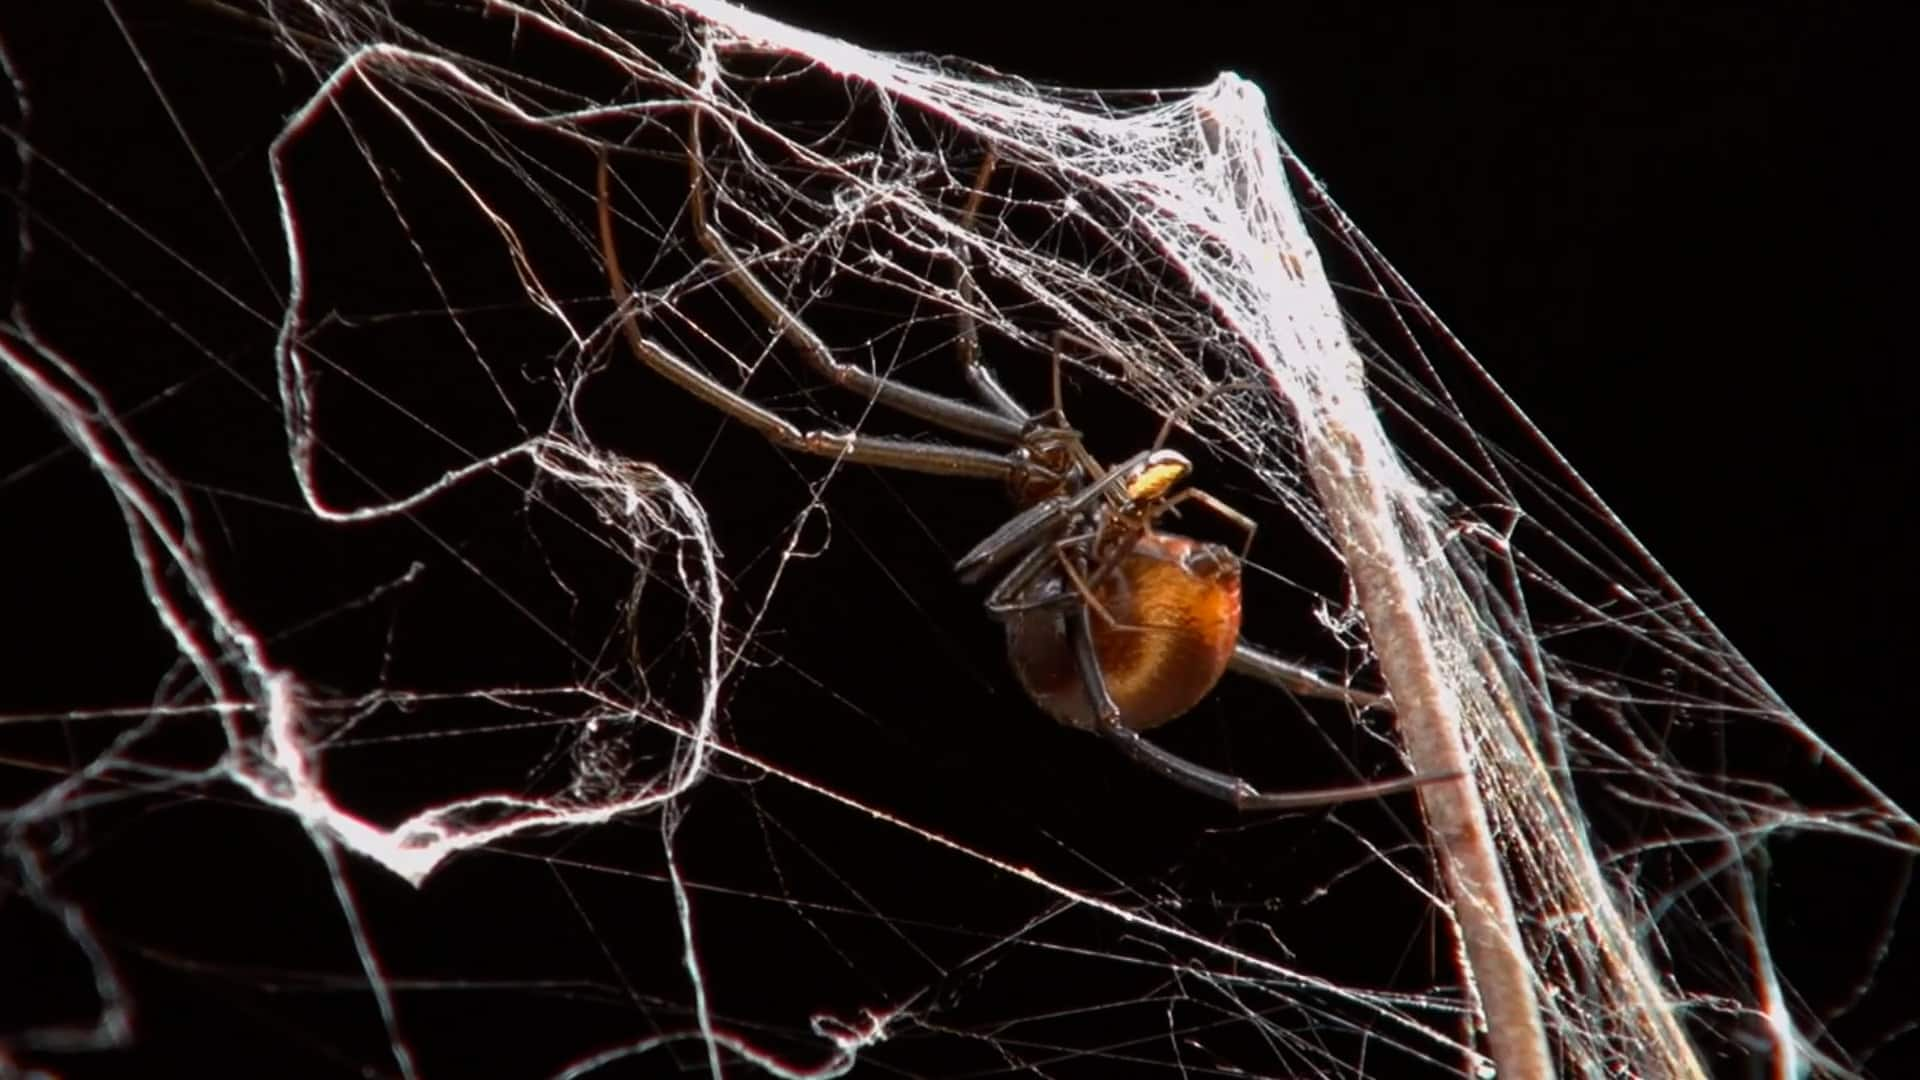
[595, 109, 1446, 810]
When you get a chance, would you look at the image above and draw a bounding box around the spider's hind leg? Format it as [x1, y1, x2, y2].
[1067, 606, 1449, 811]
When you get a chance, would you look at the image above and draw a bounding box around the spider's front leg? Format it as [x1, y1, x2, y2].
[596, 148, 1046, 485]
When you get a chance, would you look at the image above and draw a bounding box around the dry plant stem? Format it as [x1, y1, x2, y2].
[1304, 424, 1555, 1080]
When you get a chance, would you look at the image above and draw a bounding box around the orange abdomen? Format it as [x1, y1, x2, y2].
[1005, 534, 1242, 731]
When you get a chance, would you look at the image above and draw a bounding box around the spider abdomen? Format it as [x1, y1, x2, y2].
[1006, 534, 1242, 732]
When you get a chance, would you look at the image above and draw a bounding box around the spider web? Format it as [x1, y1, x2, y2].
[3, 2, 1914, 1077]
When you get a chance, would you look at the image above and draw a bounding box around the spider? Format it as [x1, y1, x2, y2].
[594, 109, 1448, 810]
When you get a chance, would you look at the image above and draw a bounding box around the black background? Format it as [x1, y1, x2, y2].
[3, 3, 1914, 1077]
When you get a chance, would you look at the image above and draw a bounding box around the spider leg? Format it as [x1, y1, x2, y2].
[980, 530, 1136, 624]
[686, 109, 1034, 448]
[1157, 486, 1258, 559]
[979, 538, 1074, 613]
[598, 153, 1044, 483]
[1050, 551, 1126, 630]
[957, 496, 1074, 585]
[946, 153, 1101, 443]
[950, 155, 1102, 508]
[1069, 606, 1446, 810]
[954, 447, 1164, 584]
[1229, 643, 1389, 711]
[950, 150, 1029, 422]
